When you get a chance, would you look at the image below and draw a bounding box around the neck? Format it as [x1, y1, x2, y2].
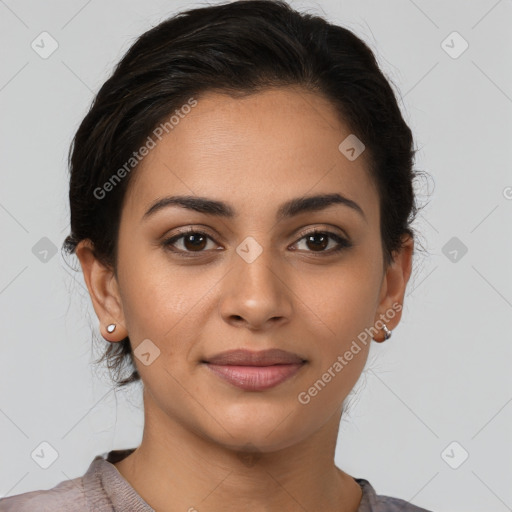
[114, 391, 362, 512]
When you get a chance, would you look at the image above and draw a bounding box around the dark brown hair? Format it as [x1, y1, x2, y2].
[63, 0, 428, 388]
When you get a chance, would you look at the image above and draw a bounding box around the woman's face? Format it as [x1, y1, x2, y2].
[81, 86, 412, 452]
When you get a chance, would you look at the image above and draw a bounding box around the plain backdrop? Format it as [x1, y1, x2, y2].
[0, 1, 511, 511]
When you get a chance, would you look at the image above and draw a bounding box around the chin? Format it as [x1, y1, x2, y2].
[204, 410, 308, 454]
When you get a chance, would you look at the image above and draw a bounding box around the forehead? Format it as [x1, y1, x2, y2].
[122, 87, 379, 224]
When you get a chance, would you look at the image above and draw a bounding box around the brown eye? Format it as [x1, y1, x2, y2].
[163, 229, 217, 254]
[293, 230, 351, 254]
[181, 233, 208, 251]
[304, 232, 329, 251]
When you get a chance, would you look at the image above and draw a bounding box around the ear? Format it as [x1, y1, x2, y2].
[373, 234, 414, 342]
[75, 239, 127, 342]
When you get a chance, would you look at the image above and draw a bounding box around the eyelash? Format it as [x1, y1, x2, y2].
[162, 227, 352, 257]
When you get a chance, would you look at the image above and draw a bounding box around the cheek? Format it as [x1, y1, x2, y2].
[119, 273, 191, 344]
[116, 245, 217, 362]
[292, 258, 380, 394]
[295, 258, 380, 341]
[115, 243, 179, 341]
[293, 271, 375, 404]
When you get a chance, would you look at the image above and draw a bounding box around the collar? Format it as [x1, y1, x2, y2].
[84, 448, 377, 511]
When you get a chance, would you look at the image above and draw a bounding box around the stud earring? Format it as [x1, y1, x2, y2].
[106, 324, 116, 333]
[382, 324, 392, 340]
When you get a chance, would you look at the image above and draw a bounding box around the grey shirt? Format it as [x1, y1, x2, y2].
[0, 448, 433, 511]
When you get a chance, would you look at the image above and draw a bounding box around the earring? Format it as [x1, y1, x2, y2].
[382, 324, 392, 340]
[106, 324, 116, 333]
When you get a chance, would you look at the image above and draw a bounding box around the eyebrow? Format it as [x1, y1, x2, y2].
[142, 193, 366, 223]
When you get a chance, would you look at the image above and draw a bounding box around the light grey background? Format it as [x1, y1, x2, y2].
[1, 1, 511, 511]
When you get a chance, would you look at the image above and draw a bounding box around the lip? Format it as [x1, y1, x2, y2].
[202, 349, 307, 391]
[203, 348, 306, 366]
[204, 362, 305, 391]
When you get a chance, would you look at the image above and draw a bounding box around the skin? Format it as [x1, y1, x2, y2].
[76, 86, 413, 512]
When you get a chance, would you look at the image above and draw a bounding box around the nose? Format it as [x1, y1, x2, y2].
[218, 244, 293, 331]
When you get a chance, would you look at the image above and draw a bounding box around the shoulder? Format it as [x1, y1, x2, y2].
[0, 475, 87, 512]
[356, 478, 434, 512]
[0, 449, 143, 512]
[372, 495, 434, 512]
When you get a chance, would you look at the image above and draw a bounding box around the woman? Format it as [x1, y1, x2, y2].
[0, 0, 432, 510]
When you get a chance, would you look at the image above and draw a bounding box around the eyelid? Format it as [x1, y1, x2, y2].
[289, 227, 351, 254]
[162, 226, 220, 252]
[293, 224, 349, 242]
[162, 225, 219, 243]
